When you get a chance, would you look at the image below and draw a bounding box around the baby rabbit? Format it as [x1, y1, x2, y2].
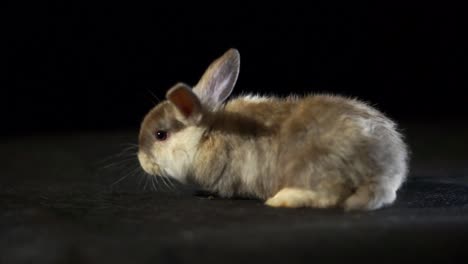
[138, 49, 408, 210]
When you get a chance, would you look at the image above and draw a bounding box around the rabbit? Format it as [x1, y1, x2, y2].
[137, 48, 409, 211]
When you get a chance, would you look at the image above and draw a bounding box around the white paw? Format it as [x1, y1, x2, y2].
[266, 188, 341, 208]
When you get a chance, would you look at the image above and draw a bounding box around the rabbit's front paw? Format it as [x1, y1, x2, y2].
[265, 188, 339, 208]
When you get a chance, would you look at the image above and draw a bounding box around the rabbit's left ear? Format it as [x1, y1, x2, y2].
[193, 49, 240, 110]
[166, 83, 202, 125]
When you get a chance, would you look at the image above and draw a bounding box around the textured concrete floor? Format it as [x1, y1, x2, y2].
[1, 124, 467, 263]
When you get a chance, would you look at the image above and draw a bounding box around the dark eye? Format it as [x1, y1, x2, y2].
[155, 130, 168, 141]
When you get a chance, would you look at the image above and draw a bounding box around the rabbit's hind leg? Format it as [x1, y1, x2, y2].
[343, 183, 397, 211]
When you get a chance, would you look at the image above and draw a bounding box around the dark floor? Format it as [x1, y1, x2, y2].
[1, 123, 468, 263]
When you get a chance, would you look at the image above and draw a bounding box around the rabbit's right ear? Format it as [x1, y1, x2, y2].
[166, 83, 202, 125]
[193, 49, 240, 110]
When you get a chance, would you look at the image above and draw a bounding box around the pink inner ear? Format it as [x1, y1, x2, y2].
[167, 86, 199, 118]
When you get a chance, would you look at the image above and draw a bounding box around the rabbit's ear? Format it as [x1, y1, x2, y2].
[166, 83, 202, 125]
[193, 49, 240, 110]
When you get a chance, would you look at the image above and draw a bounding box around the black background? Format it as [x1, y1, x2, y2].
[1, 3, 468, 263]
[2, 2, 466, 136]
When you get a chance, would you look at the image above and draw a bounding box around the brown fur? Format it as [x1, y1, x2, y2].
[191, 95, 384, 201]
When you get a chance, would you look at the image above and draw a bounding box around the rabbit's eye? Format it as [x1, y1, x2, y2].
[155, 130, 168, 141]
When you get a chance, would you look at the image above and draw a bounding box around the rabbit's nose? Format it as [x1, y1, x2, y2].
[137, 151, 151, 173]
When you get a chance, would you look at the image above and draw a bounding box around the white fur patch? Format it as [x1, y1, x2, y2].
[241, 94, 272, 103]
[138, 126, 205, 183]
[355, 117, 375, 136]
[239, 148, 259, 187]
[156, 126, 205, 183]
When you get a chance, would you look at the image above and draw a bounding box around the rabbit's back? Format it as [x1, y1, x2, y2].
[213, 94, 408, 208]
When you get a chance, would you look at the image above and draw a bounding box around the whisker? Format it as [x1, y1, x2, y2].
[143, 175, 150, 191]
[108, 164, 140, 191]
[98, 157, 137, 172]
[151, 176, 158, 192]
[118, 143, 139, 148]
[154, 173, 162, 190]
[110, 174, 129, 188]
[146, 88, 162, 105]
[159, 170, 172, 190]
[97, 146, 138, 165]
[122, 165, 141, 180]
[158, 174, 168, 190]
[100, 156, 138, 170]
[137, 172, 145, 188]
[165, 176, 176, 190]
[162, 175, 175, 191]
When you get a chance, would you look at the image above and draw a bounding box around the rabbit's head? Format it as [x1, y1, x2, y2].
[138, 49, 240, 183]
